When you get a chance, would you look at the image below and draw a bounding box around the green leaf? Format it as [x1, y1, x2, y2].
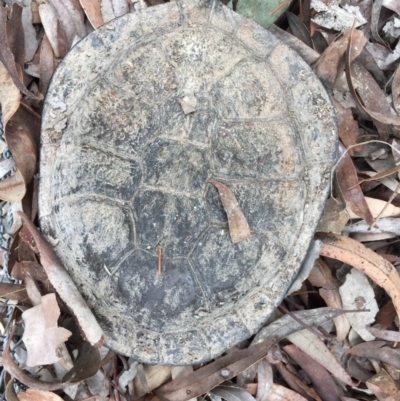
[228, 0, 292, 29]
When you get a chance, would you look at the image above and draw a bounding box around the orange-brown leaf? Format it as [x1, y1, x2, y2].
[0, 282, 27, 301]
[336, 143, 374, 225]
[79, 0, 103, 28]
[208, 180, 251, 243]
[17, 388, 64, 401]
[332, 99, 361, 155]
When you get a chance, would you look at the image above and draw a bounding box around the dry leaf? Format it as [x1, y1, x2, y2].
[39, 34, 56, 95]
[171, 366, 196, 401]
[308, 259, 339, 291]
[316, 198, 349, 234]
[3, 105, 38, 202]
[6, 4, 25, 69]
[253, 307, 346, 344]
[62, 341, 101, 383]
[383, 0, 400, 14]
[286, 329, 355, 386]
[313, 27, 367, 87]
[21, 0, 40, 63]
[156, 337, 277, 401]
[349, 165, 400, 189]
[351, 61, 394, 139]
[341, 398, 361, 401]
[343, 217, 400, 237]
[332, 99, 361, 155]
[19, 212, 105, 348]
[339, 268, 379, 341]
[319, 288, 350, 342]
[134, 365, 171, 399]
[367, 369, 400, 401]
[3, 326, 72, 391]
[336, 143, 374, 225]
[211, 384, 256, 401]
[275, 362, 322, 401]
[79, 0, 104, 29]
[317, 233, 400, 324]
[368, 327, 400, 342]
[17, 388, 64, 401]
[0, 283, 28, 301]
[233, 308, 344, 396]
[286, 11, 312, 48]
[208, 180, 251, 243]
[375, 300, 397, 330]
[256, 359, 273, 401]
[308, 259, 350, 341]
[24, 274, 42, 306]
[38, 3, 62, 58]
[48, 0, 86, 46]
[22, 293, 72, 367]
[283, 344, 344, 401]
[371, 0, 388, 48]
[392, 64, 400, 115]
[267, 384, 308, 401]
[11, 261, 49, 285]
[346, 197, 400, 219]
[0, 5, 34, 98]
[345, 25, 400, 127]
[0, 60, 20, 131]
[346, 341, 400, 370]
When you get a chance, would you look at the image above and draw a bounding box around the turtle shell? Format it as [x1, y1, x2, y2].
[39, 0, 338, 365]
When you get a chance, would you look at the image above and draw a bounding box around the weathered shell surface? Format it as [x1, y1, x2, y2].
[39, 0, 338, 364]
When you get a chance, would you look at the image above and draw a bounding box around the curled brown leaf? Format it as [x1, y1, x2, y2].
[283, 345, 344, 401]
[18, 212, 105, 348]
[317, 233, 400, 324]
[0, 5, 34, 98]
[345, 24, 400, 126]
[336, 143, 374, 225]
[208, 180, 251, 243]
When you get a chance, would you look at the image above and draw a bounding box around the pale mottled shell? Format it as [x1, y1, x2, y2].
[39, 0, 338, 365]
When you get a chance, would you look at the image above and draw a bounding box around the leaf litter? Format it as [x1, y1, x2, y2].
[1, 0, 400, 400]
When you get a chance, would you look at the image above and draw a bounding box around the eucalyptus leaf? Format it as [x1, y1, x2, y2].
[211, 384, 256, 401]
[228, 0, 292, 29]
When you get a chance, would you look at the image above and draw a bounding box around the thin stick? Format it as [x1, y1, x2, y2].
[157, 244, 162, 275]
[330, 140, 400, 201]
[375, 181, 400, 225]
[269, 0, 291, 15]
